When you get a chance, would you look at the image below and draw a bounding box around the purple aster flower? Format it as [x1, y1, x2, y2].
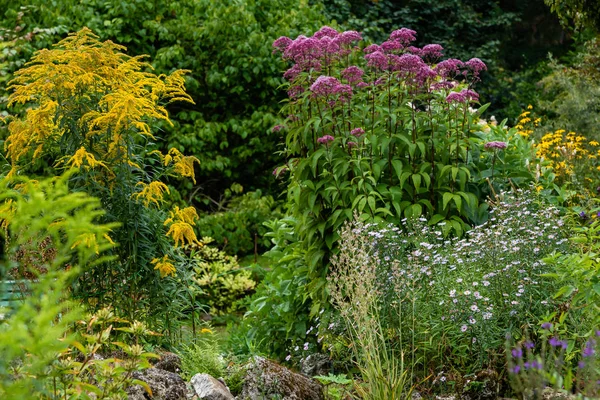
[389, 28, 417, 45]
[422, 44, 444, 59]
[484, 141, 507, 150]
[341, 66, 365, 84]
[365, 51, 389, 71]
[466, 58, 487, 75]
[313, 26, 339, 39]
[317, 135, 335, 144]
[273, 36, 293, 54]
[351, 127, 365, 137]
[541, 322, 552, 330]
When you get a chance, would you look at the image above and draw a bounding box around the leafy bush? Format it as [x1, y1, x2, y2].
[3, 0, 329, 200]
[0, 172, 112, 397]
[3, 28, 201, 338]
[195, 191, 282, 256]
[186, 238, 257, 315]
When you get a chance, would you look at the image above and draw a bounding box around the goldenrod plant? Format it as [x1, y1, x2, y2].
[2, 29, 201, 338]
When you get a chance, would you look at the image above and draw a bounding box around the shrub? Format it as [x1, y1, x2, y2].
[187, 238, 257, 315]
[177, 329, 225, 380]
[3, 28, 201, 338]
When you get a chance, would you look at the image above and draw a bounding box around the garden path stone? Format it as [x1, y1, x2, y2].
[127, 367, 190, 400]
[190, 373, 234, 400]
[238, 356, 323, 400]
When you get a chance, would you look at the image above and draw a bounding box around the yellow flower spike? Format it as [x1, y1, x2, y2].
[71, 233, 100, 255]
[163, 205, 200, 247]
[200, 328, 213, 334]
[151, 255, 176, 278]
[68, 147, 108, 170]
[134, 181, 170, 207]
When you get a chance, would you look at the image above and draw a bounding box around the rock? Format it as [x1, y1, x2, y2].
[542, 388, 576, 400]
[127, 367, 189, 400]
[299, 354, 330, 377]
[155, 352, 182, 374]
[190, 374, 234, 400]
[238, 356, 323, 400]
[461, 369, 499, 400]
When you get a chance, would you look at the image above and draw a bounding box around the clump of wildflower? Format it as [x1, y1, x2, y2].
[484, 141, 507, 150]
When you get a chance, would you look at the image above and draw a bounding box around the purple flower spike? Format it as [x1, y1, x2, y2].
[579, 361, 586, 369]
[510, 365, 521, 374]
[524, 341, 535, 349]
[511, 348, 523, 358]
[549, 337, 561, 347]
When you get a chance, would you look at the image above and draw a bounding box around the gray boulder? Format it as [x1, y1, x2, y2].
[238, 356, 323, 400]
[299, 354, 330, 377]
[127, 367, 189, 400]
[190, 373, 234, 400]
[154, 352, 183, 374]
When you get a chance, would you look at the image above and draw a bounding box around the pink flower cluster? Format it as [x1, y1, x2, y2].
[445, 89, 480, 104]
[484, 141, 507, 150]
[310, 76, 353, 101]
[317, 135, 335, 145]
[273, 26, 363, 78]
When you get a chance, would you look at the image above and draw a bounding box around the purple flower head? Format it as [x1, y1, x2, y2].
[422, 44, 444, 59]
[406, 46, 423, 56]
[596, 330, 600, 337]
[317, 135, 335, 145]
[283, 65, 303, 81]
[484, 141, 507, 150]
[272, 125, 284, 133]
[284, 36, 324, 65]
[524, 360, 543, 370]
[363, 44, 382, 54]
[466, 58, 487, 75]
[365, 51, 389, 71]
[313, 26, 339, 39]
[446, 91, 466, 103]
[549, 337, 567, 349]
[381, 39, 404, 53]
[319, 36, 341, 55]
[461, 89, 479, 102]
[435, 58, 465, 78]
[347, 141, 357, 148]
[579, 361, 586, 369]
[524, 341, 535, 349]
[510, 365, 521, 374]
[541, 322, 553, 330]
[583, 340, 596, 357]
[341, 66, 365, 84]
[431, 80, 456, 91]
[273, 36, 293, 54]
[389, 28, 417, 45]
[351, 127, 365, 137]
[391, 53, 426, 75]
[337, 30, 362, 45]
[310, 76, 341, 97]
[357, 82, 369, 89]
[511, 348, 523, 359]
[580, 211, 588, 219]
